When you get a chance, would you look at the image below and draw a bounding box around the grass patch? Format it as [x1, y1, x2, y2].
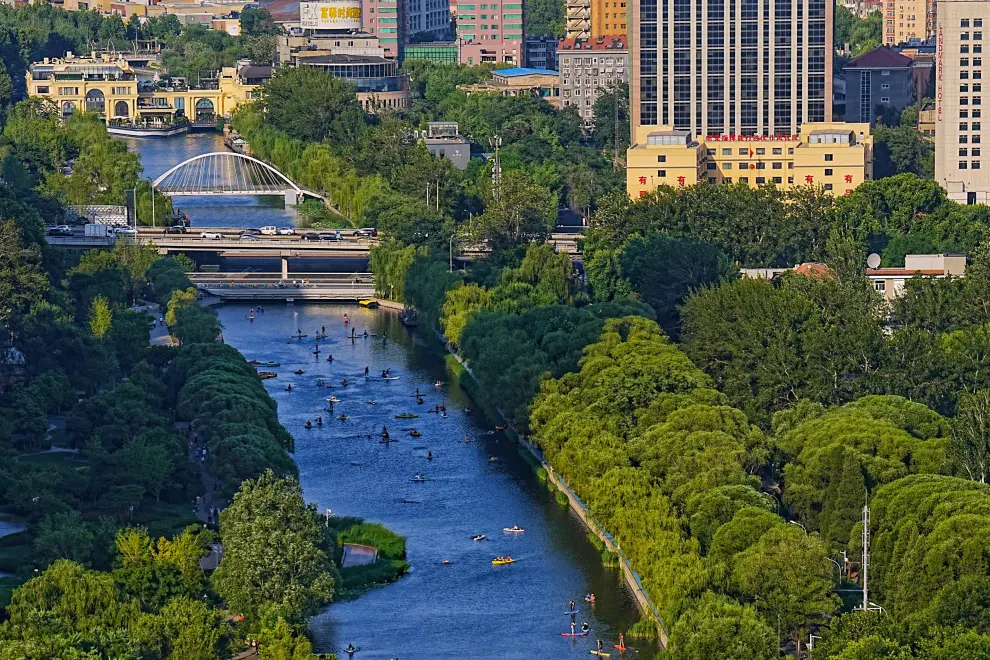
[327, 517, 409, 599]
[17, 451, 86, 466]
[0, 531, 30, 549]
[555, 490, 569, 506]
[601, 550, 619, 568]
[0, 544, 32, 575]
[586, 533, 606, 553]
[294, 199, 351, 229]
[626, 618, 659, 639]
[0, 575, 25, 610]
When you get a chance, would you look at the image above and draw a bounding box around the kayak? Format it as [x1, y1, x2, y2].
[395, 413, 419, 419]
[492, 557, 516, 565]
[258, 372, 277, 379]
[249, 360, 280, 367]
[561, 632, 589, 637]
[472, 534, 487, 541]
[503, 527, 525, 533]
[409, 430, 422, 437]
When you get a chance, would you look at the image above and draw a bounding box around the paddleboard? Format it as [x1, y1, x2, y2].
[384, 376, 401, 380]
[561, 632, 589, 637]
[590, 652, 611, 657]
[564, 610, 579, 615]
[614, 645, 627, 652]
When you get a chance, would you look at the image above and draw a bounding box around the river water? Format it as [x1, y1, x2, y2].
[218, 304, 648, 660]
[129, 133, 649, 658]
[121, 132, 298, 229]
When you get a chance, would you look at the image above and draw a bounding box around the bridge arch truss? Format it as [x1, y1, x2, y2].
[152, 151, 321, 199]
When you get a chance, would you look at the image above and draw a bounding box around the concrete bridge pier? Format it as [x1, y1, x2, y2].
[284, 189, 300, 207]
[281, 256, 289, 280]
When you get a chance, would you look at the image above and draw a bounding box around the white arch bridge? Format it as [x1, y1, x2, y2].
[152, 152, 324, 206]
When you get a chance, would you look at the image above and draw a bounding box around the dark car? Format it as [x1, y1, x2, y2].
[163, 225, 187, 234]
[238, 233, 261, 241]
[240, 228, 261, 235]
[301, 233, 321, 241]
[317, 232, 339, 241]
[353, 227, 378, 237]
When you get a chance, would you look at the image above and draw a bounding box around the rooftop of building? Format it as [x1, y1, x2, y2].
[558, 34, 627, 51]
[493, 67, 559, 77]
[844, 46, 913, 70]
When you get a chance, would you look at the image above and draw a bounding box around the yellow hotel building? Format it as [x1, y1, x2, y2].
[627, 122, 874, 198]
[26, 53, 265, 127]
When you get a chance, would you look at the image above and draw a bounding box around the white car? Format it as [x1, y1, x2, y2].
[113, 227, 138, 236]
[259, 226, 278, 235]
[200, 232, 223, 240]
[276, 227, 295, 235]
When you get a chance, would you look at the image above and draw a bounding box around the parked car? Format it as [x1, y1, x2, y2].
[46, 225, 74, 236]
[200, 232, 223, 240]
[239, 233, 261, 241]
[276, 227, 295, 235]
[317, 232, 339, 241]
[259, 226, 278, 235]
[354, 227, 378, 237]
[163, 225, 187, 234]
[301, 233, 321, 241]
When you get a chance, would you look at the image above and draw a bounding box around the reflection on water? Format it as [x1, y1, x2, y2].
[219, 304, 651, 660]
[121, 132, 298, 229]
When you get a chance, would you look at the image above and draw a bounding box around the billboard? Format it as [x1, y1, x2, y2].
[299, 1, 362, 29]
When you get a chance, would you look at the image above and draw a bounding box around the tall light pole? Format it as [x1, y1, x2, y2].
[861, 501, 870, 611]
[151, 181, 156, 229]
[449, 233, 455, 272]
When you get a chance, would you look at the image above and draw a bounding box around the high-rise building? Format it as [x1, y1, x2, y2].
[591, 0, 627, 35]
[454, 0, 524, 65]
[566, 0, 592, 38]
[559, 35, 628, 127]
[935, 6, 987, 204]
[629, 0, 832, 138]
[883, 0, 936, 45]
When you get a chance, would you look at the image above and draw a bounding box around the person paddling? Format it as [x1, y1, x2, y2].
[568, 599, 576, 612]
[365, 366, 369, 376]
[597, 639, 604, 655]
[570, 620, 576, 635]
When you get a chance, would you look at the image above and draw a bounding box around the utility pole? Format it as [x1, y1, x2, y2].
[613, 84, 622, 169]
[490, 134, 502, 201]
[861, 500, 870, 610]
[449, 233, 454, 272]
[151, 182, 156, 228]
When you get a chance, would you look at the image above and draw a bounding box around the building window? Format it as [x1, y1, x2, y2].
[881, 97, 891, 103]
[962, 123, 970, 130]
[825, 153, 834, 161]
[975, 148, 983, 156]
[738, 148, 748, 155]
[963, 45, 971, 53]
[963, 32, 971, 40]
[706, 162, 716, 170]
[658, 170, 666, 176]
[657, 155, 666, 162]
[773, 162, 783, 169]
[37, 86, 48, 94]
[962, 148, 970, 156]
[874, 280, 886, 293]
[963, 58, 971, 66]
[963, 84, 971, 92]
[882, 70, 891, 75]
[974, 161, 982, 169]
[739, 177, 749, 183]
[962, 135, 970, 143]
[882, 83, 890, 89]
[722, 148, 731, 155]
[825, 168, 833, 176]
[824, 183, 834, 190]
[756, 177, 766, 183]
[773, 148, 782, 155]
[756, 148, 765, 155]
[773, 177, 782, 183]
[960, 161, 969, 169]
[963, 19, 971, 27]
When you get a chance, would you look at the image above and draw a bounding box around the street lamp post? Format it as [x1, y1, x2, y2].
[788, 520, 808, 534]
[449, 233, 455, 272]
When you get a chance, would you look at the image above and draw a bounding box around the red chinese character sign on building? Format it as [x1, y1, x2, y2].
[677, 176, 685, 186]
[845, 174, 853, 183]
[805, 175, 814, 183]
[638, 176, 647, 185]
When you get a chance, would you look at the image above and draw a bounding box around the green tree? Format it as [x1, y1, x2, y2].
[256, 617, 319, 660]
[88, 295, 112, 339]
[474, 170, 557, 258]
[873, 125, 935, 179]
[259, 67, 366, 145]
[240, 6, 278, 35]
[211, 471, 335, 623]
[668, 592, 778, 660]
[951, 390, 990, 482]
[34, 511, 95, 567]
[0, 220, 48, 331]
[732, 525, 840, 653]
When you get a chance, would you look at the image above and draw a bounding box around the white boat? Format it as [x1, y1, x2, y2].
[106, 124, 190, 138]
[503, 526, 525, 533]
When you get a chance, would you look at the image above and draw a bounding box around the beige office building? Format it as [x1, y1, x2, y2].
[935, 2, 988, 204]
[630, 0, 832, 139]
[883, 0, 934, 45]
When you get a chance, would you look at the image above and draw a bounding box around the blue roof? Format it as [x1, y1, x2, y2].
[496, 67, 559, 77]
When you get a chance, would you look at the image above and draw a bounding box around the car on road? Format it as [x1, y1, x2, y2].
[200, 232, 223, 240]
[353, 227, 378, 237]
[112, 227, 138, 236]
[163, 225, 187, 234]
[317, 232, 339, 241]
[301, 233, 321, 241]
[259, 226, 278, 235]
[46, 225, 74, 236]
[276, 227, 295, 235]
[241, 228, 261, 235]
[239, 233, 261, 241]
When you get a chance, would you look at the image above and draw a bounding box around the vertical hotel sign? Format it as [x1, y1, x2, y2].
[937, 23, 943, 122]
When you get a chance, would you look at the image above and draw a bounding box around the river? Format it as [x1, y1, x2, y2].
[121, 132, 298, 229]
[129, 133, 650, 658]
[218, 303, 649, 659]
